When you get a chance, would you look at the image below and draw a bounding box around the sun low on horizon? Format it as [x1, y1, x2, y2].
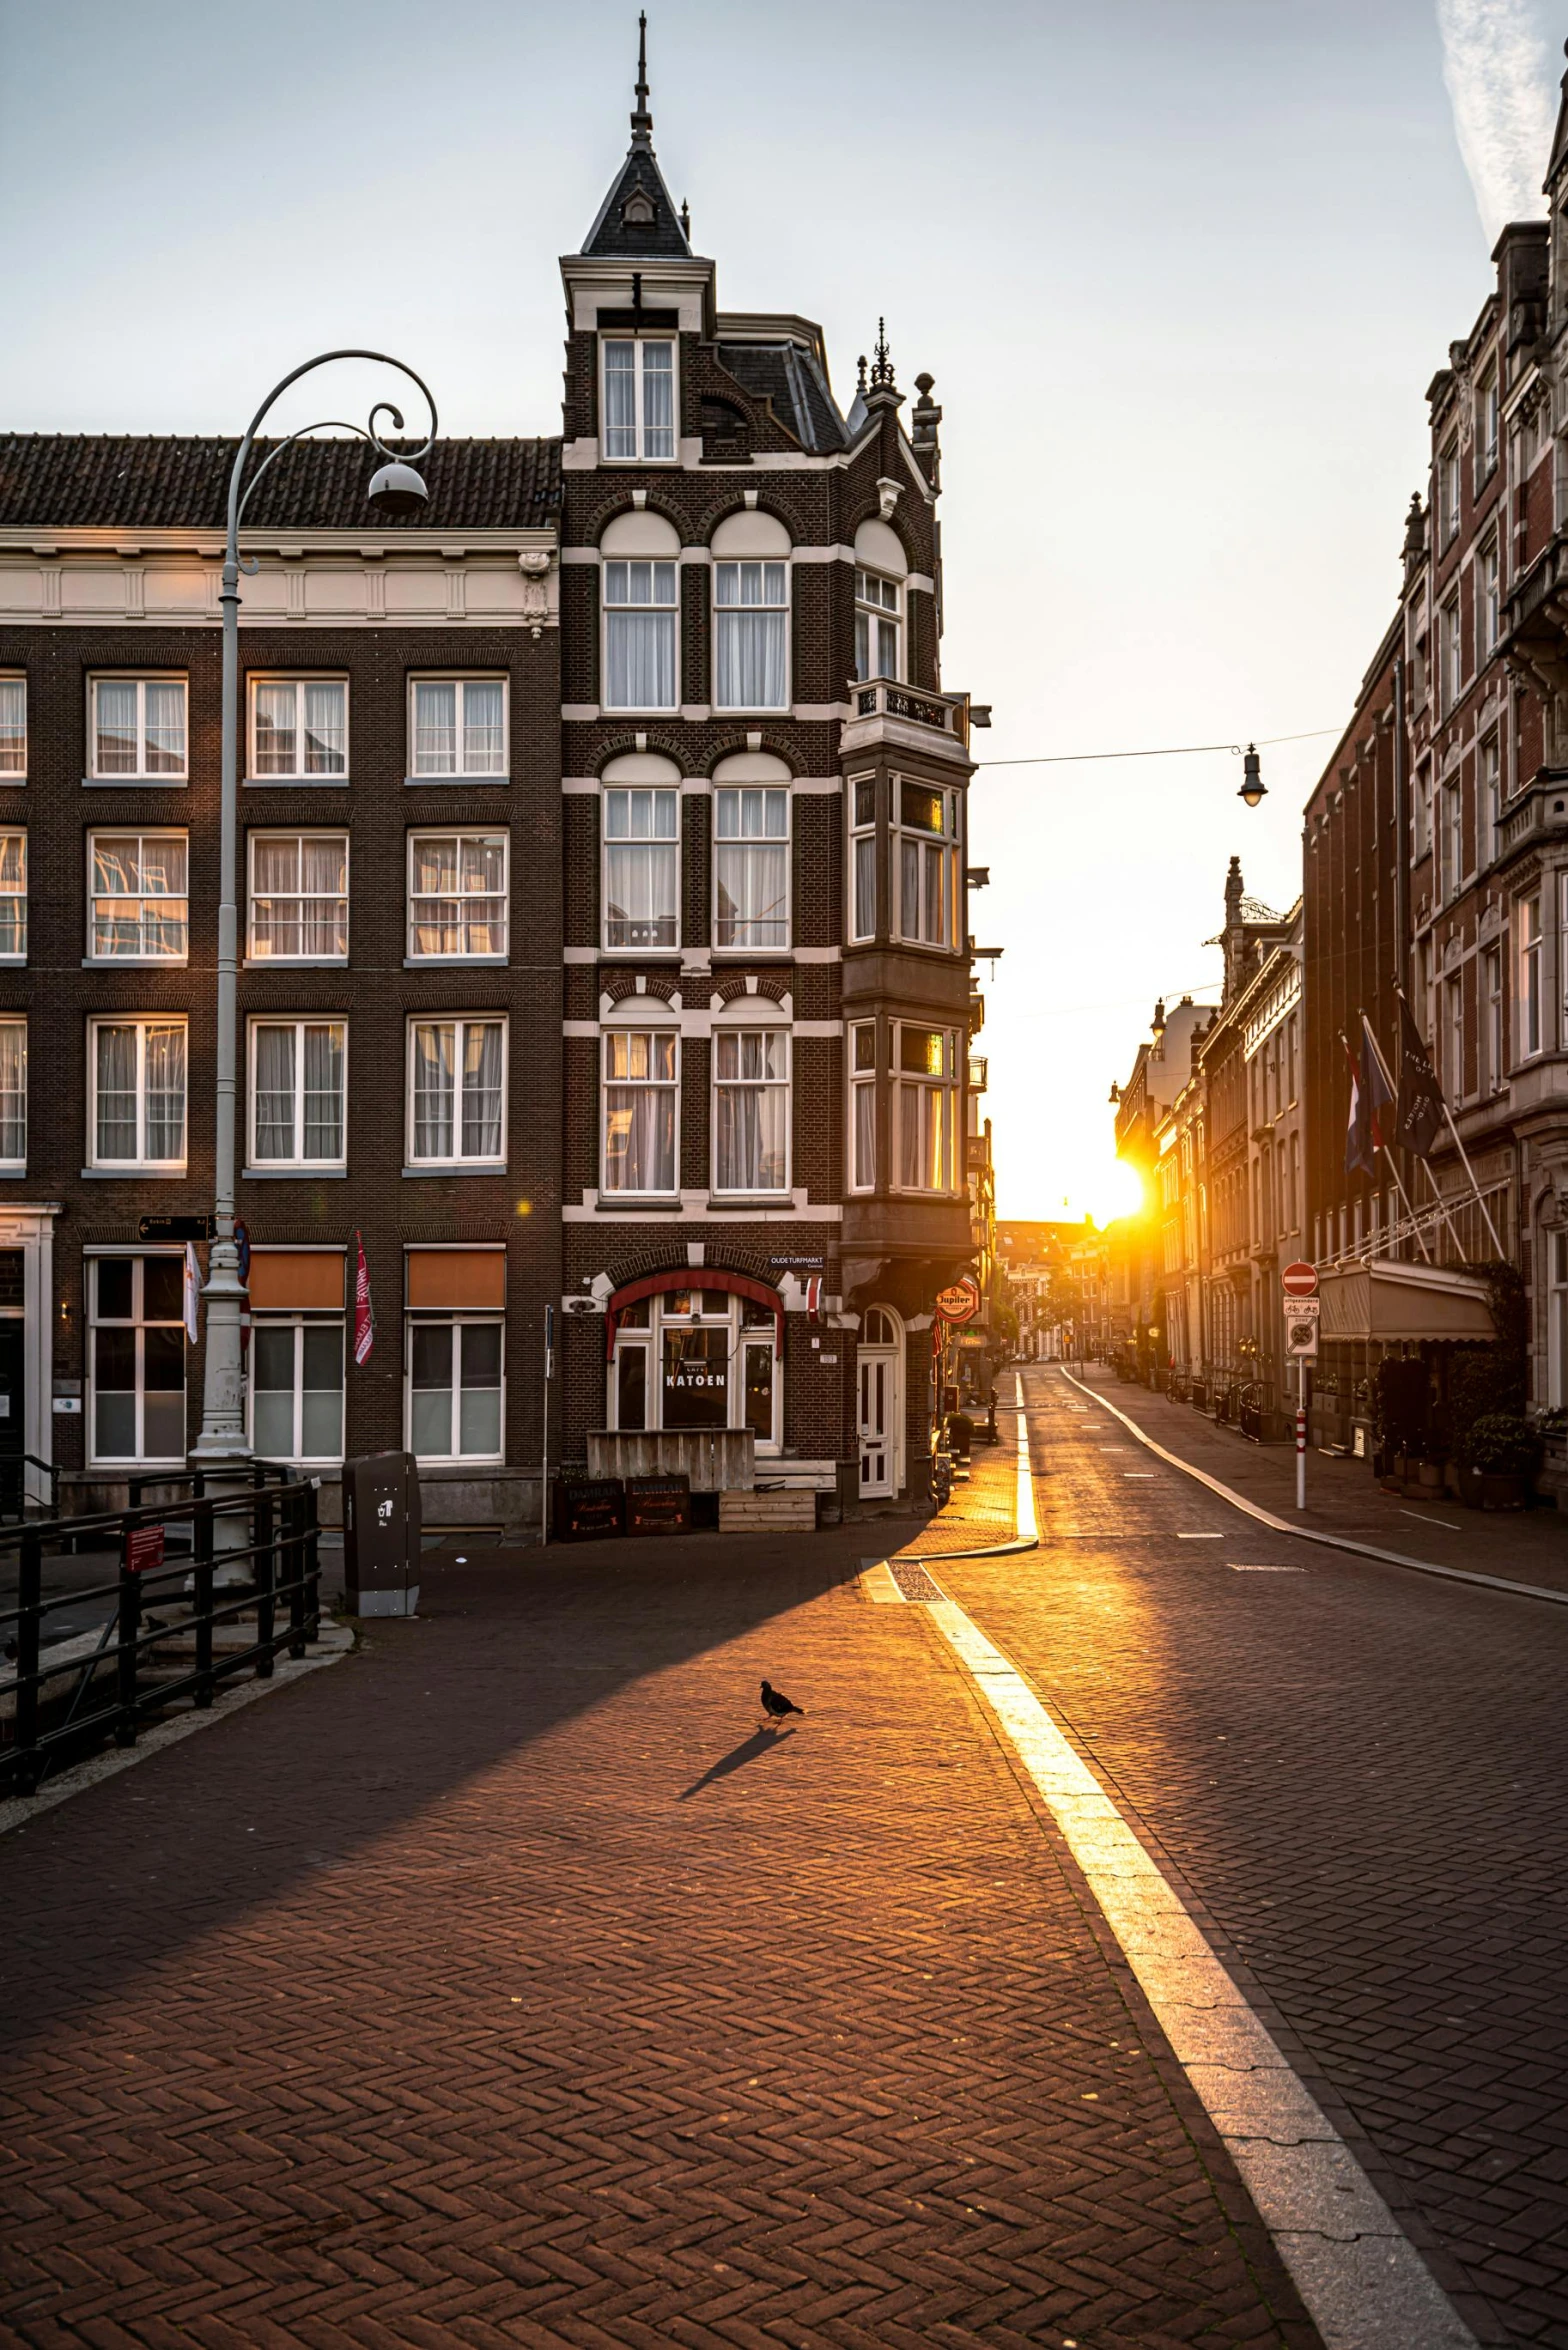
[999, 1155, 1145, 1229]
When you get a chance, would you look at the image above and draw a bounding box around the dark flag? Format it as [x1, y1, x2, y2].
[1359, 1015, 1396, 1150]
[1343, 1037, 1374, 1177]
[1394, 993, 1445, 1159]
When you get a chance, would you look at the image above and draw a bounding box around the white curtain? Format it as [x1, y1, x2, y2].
[460, 1022, 504, 1158]
[95, 1026, 138, 1159]
[714, 843, 787, 946]
[603, 341, 638, 460]
[0, 1022, 24, 1162]
[604, 1032, 676, 1191]
[303, 681, 346, 774]
[854, 835, 876, 938]
[714, 565, 787, 709]
[142, 681, 184, 773]
[605, 842, 677, 946]
[410, 835, 459, 957]
[94, 681, 138, 774]
[0, 679, 24, 774]
[253, 682, 297, 776]
[899, 1080, 953, 1192]
[462, 681, 505, 774]
[413, 681, 457, 774]
[301, 835, 347, 955]
[303, 1024, 344, 1160]
[640, 342, 674, 458]
[853, 1080, 875, 1189]
[714, 1033, 786, 1191]
[413, 1024, 455, 1159]
[254, 1026, 297, 1160]
[604, 562, 677, 709]
[144, 1024, 186, 1162]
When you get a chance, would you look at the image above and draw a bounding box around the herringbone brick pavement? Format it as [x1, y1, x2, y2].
[1, 1529, 1317, 2348]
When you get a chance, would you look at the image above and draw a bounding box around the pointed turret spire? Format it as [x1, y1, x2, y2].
[869, 317, 896, 389]
[631, 11, 653, 148]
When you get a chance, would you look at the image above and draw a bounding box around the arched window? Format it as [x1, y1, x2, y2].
[711, 511, 791, 710]
[711, 750, 790, 950]
[600, 752, 682, 951]
[862, 1305, 899, 1347]
[601, 511, 680, 711]
[853, 518, 908, 683]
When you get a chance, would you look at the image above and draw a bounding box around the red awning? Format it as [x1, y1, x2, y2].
[605, 1269, 785, 1359]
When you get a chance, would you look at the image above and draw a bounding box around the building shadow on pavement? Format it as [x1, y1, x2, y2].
[0, 1522, 918, 2061]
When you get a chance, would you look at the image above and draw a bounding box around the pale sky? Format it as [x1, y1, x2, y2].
[2, 0, 1558, 1220]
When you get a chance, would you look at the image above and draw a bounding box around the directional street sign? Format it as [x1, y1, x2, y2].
[1281, 1260, 1318, 1298]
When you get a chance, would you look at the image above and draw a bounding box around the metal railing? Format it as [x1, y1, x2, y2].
[0, 1452, 60, 1523]
[1, 1475, 321, 1799]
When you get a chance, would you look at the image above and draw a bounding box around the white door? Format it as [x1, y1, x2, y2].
[857, 1307, 902, 1498]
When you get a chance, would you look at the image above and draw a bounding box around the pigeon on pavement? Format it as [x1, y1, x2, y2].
[760, 1679, 804, 1722]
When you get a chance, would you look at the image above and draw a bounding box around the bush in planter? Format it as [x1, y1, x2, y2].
[1459, 1413, 1540, 1478]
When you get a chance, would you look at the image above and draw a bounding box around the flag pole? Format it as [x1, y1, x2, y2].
[1341, 1029, 1432, 1263]
[1358, 1016, 1450, 1261]
[1392, 989, 1505, 1256]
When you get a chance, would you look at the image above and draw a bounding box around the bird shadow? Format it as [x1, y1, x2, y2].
[676, 1725, 797, 1802]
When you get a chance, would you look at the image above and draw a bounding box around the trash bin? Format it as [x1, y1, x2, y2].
[343, 1450, 422, 1617]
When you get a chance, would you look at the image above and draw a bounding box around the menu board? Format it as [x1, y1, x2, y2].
[554, 1478, 625, 1542]
[625, 1474, 691, 1536]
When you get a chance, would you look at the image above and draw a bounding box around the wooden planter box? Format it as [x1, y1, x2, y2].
[1458, 1464, 1528, 1511]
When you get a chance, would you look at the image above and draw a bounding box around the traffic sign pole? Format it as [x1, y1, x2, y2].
[1281, 1264, 1317, 1512]
[1296, 1360, 1307, 1512]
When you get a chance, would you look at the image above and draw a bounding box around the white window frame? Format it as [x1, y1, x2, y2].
[249, 1316, 346, 1465]
[88, 675, 188, 782]
[246, 674, 349, 783]
[600, 335, 678, 464]
[601, 1027, 679, 1196]
[1439, 441, 1460, 546]
[0, 830, 24, 962]
[1441, 598, 1462, 714]
[406, 830, 509, 962]
[87, 1252, 186, 1466]
[712, 561, 790, 711]
[0, 1017, 24, 1170]
[1476, 365, 1500, 485]
[1439, 778, 1462, 904]
[711, 1026, 790, 1198]
[849, 1020, 877, 1193]
[405, 1016, 509, 1170]
[88, 1018, 188, 1171]
[893, 778, 963, 952]
[1478, 534, 1500, 664]
[1445, 971, 1464, 1102]
[602, 787, 680, 950]
[1481, 734, 1501, 866]
[608, 1289, 780, 1450]
[849, 774, 877, 943]
[892, 1021, 960, 1196]
[406, 676, 510, 781]
[602, 560, 679, 712]
[1484, 941, 1503, 1093]
[1552, 1229, 1568, 1410]
[246, 830, 349, 963]
[854, 569, 901, 682]
[86, 828, 189, 964]
[713, 786, 790, 949]
[1519, 895, 1543, 1060]
[247, 1018, 349, 1171]
[405, 1314, 506, 1464]
[0, 675, 25, 780]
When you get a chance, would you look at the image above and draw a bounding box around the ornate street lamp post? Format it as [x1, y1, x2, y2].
[191, 352, 437, 1468]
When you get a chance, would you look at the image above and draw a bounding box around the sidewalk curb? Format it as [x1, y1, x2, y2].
[1056, 1367, 1568, 1609]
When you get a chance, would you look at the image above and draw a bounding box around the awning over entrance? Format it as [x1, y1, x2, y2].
[604, 1269, 785, 1359]
[1318, 1258, 1495, 1343]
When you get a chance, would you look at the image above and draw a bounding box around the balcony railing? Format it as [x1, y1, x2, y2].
[851, 677, 968, 742]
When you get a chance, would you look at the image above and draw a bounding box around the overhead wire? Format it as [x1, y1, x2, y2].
[972, 724, 1342, 770]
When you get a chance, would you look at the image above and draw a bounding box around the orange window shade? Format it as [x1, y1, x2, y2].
[248, 1251, 345, 1311]
[406, 1249, 506, 1310]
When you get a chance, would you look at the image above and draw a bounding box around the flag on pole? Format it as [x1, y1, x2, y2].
[354, 1230, 375, 1365]
[1393, 992, 1445, 1159]
[1359, 1014, 1395, 1150]
[1342, 1037, 1374, 1177]
[183, 1243, 201, 1344]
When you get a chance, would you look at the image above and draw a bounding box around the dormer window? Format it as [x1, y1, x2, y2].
[602, 337, 676, 462]
[621, 189, 656, 227]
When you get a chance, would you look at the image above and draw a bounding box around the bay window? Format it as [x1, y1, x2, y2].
[713, 1029, 789, 1195]
[249, 1020, 347, 1169]
[90, 1255, 185, 1463]
[88, 831, 188, 960]
[409, 678, 507, 779]
[408, 1018, 506, 1167]
[603, 561, 678, 710]
[894, 779, 962, 950]
[714, 787, 788, 947]
[247, 832, 348, 961]
[601, 337, 676, 462]
[850, 1022, 877, 1191]
[854, 571, 900, 681]
[91, 677, 186, 781]
[603, 1029, 677, 1193]
[850, 776, 876, 942]
[249, 677, 347, 780]
[90, 1019, 186, 1170]
[714, 562, 788, 709]
[1518, 895, 1542, 1058]
[895, 1024, 959, 1193]
[408, 831, 508, 960]
[604, 787, 679, 947]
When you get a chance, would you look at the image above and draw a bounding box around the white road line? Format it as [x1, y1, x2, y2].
[920, 1572, 1477, 2347]
[1400, 1509, 1463, 1533]
[1013, 1372, 1038, 1543]
[1177, 1532, 1224, 1540]
[1052, 1366, 1568, 1610]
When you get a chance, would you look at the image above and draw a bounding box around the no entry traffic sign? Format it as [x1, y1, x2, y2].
[1281, 1260, 1318, 1298]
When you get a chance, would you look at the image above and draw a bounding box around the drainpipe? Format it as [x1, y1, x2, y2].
[1393, 650, 1410, 991]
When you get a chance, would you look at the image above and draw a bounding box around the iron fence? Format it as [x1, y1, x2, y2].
[1, 1468, 320, 1799]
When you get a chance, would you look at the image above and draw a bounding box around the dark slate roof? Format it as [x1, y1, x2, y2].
[0, 434, 561, 531]
[1549, 55, 1568, 191]
[581, 140, 691, 260]
[715, 344, 847, 454]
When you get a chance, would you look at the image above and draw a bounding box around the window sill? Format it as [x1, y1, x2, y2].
[412, 1456, 507, 1470]
[83, 778, 188, 789]
[402, 1162, 506, 1178]
[243, 1167, 348, 1180]
[83, 957, 189, 970]
[244, 777, 350, 790]
[0, 777, 25, 787]
[243, 958, 349, 970]
[80, 1166, 186, 1179]
[710, 945, 792, 958]
[602, 944, 682, 958]
[597, 1196, 679, 1210]
[711, 1194, 793, 1208]
[403, 775, 512, 789]
[599, 710, 679, 721]
[88, 1458, 187, 1473]
[712, 707, 791, 719]
[0, 1164, 26, 1177]
[403, 956, 508, 969]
